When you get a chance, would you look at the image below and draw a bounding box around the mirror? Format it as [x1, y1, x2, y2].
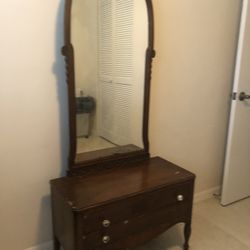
[63, 0, 154, 167]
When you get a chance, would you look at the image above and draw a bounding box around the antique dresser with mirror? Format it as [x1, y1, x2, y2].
[50, 0, 196, 249]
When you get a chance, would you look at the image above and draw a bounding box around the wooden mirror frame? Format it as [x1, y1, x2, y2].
[62, 0, 155, 175]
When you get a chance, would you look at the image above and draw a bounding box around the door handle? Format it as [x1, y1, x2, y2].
[239, 92, 250, 101]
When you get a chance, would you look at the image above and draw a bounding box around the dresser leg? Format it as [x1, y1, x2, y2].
[53, 236, 60, 250]
[183, 223, 191, 250]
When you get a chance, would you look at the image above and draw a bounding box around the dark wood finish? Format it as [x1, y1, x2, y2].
[143, 0, 155, 153]
[75, 145, 143, 165]
[52, 157, 193, 210]
[184, 223, 191, 250]
[62, 0, 155, 172]
[51, 157, 195, 250]
[70, 145, 149, 176]
[82, 203, 190, 248]
[52, 1, 196, 250]
[77, 182, 192, 234]
[69, 151, 150, 177]
[61, 0, 76, 167]
[53, 236, 60, 250]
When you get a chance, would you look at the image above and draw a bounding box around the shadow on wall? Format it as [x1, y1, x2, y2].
[36, 196, 54, 249]
[35, 0, 68, 247]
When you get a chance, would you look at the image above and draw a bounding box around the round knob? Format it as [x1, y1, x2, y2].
[123, 220, 129, 225]
[102, 220, 111, 227]
[102, 235, 110, 244]
[239, 92, 250, 101]
[177, 195, 184, 201]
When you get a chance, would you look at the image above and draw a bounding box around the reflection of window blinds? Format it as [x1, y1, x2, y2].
[114, 0, 133, 80]
[98, 0, 134, 146]
[99, 0, 112, 78]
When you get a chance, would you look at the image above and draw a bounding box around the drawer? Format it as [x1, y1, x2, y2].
[79, 181, 193, 234]
[81, 201, 191, 249]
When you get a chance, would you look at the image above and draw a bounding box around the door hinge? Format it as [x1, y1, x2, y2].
[231, 92, 237, 100]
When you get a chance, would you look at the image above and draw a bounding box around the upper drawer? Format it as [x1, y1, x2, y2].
[78, 180, 194, 234]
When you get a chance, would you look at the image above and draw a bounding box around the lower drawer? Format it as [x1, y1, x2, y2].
[80, 201, 191, 249]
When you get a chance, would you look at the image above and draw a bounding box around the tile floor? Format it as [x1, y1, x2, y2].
[136, 197, 250, 250]
[77, 136, 115, 154]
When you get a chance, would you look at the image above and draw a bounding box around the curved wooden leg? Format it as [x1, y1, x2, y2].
[53, 236, 60, 250]
[183, 222, 191, 250]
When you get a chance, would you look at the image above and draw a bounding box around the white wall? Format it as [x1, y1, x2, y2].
[0, 0, 242, 249]
[72, 0, 98, 98]
[72, 0, 98, 136]
[150, 0, 241, 193]
[0, 0, 68, 249]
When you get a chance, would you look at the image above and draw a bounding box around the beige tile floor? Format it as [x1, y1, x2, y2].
[136, 198, 250, 250]
[77, 136, 115, 154]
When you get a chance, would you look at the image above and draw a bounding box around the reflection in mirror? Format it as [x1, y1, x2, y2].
[71, 0, 148, 159]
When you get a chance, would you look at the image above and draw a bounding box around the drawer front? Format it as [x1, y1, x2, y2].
[79, 181, 194, 234]
[81, 201, 191, 249]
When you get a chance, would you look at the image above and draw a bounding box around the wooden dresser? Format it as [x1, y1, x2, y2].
[50, 157, 195, 250]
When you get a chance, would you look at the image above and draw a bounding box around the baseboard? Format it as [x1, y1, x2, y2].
[25, 241, 53, 250]
[194, 186, 221, 203]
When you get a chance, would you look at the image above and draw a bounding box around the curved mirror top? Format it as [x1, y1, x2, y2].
[71, 0, 149, 163]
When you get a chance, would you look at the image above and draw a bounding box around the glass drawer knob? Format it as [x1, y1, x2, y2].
[102, 220, 111, 227]
[102, 235, 110, 244]
[177, 195, 184, 201]
[124, 220, 129, 225]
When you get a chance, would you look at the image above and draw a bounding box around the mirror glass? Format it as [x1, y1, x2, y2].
[71, 0, 148, 162]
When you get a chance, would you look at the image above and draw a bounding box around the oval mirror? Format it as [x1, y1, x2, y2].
[63, 0, 154, 171]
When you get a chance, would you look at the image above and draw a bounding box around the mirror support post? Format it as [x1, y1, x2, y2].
[143, 0, 155, 153]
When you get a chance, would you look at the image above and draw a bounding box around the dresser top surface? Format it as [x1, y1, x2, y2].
[51, 157, 195, 211]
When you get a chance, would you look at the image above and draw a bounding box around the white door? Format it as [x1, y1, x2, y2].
[221, 0, 250, 206]
[98, 0, 134, 146]
[97, 0, 147, 147]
